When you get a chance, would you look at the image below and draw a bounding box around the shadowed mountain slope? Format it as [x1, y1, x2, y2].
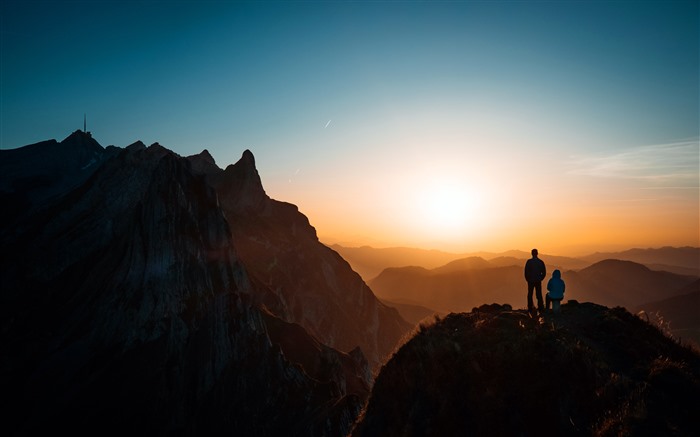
[564, 259, 698, 309]
[351, 302, 700, 437]
[635, 279, 700, 350]
[370, 265, 524, 313]
[378, 298, 446, 326]
[0, 133, 395, 436]
[191, 150, 411, 369]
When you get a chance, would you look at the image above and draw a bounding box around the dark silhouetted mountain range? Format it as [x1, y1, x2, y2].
[0, 131, 409, 436]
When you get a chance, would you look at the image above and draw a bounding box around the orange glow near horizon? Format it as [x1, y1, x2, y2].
[265, 140, 700, 257]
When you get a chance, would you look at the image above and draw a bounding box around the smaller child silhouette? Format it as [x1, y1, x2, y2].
[546, 269, 565, 313]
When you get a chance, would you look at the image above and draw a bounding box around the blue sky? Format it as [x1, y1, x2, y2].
[1, 1, 698, 253]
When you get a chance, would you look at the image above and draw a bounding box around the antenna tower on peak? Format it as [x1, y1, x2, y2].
[83, 113, 92, 137]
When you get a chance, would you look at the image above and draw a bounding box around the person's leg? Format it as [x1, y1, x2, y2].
[553, 299, 561, 313]
[527, 282, 535, 310]
[546, 293, 551, 310]
[535, 282, 544, 311]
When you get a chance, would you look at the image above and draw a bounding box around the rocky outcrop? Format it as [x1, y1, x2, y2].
[351, 302, 700, 437]
[0, 136, 369, 435]
[192, 150, 412, 370]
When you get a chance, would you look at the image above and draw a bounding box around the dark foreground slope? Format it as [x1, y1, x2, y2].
[351, 302, 700, 437]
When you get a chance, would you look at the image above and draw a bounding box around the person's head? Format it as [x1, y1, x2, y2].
[531, 248, 538, 257]
[553, 269, 561, 279]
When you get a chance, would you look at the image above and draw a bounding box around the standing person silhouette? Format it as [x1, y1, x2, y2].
[524, 248, 546, 315]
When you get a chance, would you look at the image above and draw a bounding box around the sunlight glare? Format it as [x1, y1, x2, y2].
[418, 178, 480, 235]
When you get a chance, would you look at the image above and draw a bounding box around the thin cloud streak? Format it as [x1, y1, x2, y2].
[568, 139, 700, 186]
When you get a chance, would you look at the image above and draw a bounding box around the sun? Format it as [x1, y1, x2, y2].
[418, 179, 479, 234]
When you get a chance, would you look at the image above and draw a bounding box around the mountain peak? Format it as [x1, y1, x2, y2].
[126, 140, 146, 151]
[64, 128, 92, 140]
[241, 149, 255, 165]
[199, 149, 216, 165]
[186, 149, 221, 177]
[214, 149, 268, 212]
[61, 129, 103, 154]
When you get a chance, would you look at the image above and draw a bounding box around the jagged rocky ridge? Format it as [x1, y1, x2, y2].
[186, 148, 411, 369]
[351, 302, 700, 437]
[0, 131, 410, 435]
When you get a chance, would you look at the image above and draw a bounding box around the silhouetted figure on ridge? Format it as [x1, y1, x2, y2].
[546, 269, 566, 313]
[524, 248, 546, 314]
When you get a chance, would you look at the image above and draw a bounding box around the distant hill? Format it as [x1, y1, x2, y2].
[370, 258, 698, 314]
[327, 245, 466, 281]
[564, 259, 698, 309]
[431, 256, 493, 274]
[635, 279, 700, 350]
[370, 265, 524, 313]
[581, 247, 699, 275]
[351, 302, 700, 437]
[329, 245, 700, 283]
[330, 245, 591, 282]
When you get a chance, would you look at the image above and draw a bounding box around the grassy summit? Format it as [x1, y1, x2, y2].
[352, 302, 700, 437]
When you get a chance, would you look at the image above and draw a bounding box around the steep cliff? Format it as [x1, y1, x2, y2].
[190, 149, 412, 370]
[0, 134, 368, 435]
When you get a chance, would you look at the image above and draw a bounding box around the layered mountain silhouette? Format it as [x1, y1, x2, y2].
[564, 259, 697, 309]
[0, 131, 409, 435]
[369, 256, 698, 318]
[581, 247, 700, 276]
[351, 302, 700, 436]
[331, 245, 595, 281]
[635, 279, 700, 349]
[328, 245, 467, 280]
[332, 244, 699, 281]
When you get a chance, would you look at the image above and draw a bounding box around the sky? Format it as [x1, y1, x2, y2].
[1, 0, 698, 255]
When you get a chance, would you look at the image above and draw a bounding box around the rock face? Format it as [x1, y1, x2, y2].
[351, 302, 700, 437]
[0, 130, 117, 228]
[190, 149, 412, 370]
[0, 132, 405, 435]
